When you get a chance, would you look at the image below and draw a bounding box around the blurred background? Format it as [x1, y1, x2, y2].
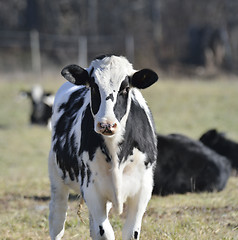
[0, 0, 238, 76]
[1, 1, 238, 239]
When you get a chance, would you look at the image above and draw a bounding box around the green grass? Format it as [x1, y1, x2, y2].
[0, 74, 238, 239]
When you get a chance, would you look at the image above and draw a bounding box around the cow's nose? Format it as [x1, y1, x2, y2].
[97, 122, 117, 136]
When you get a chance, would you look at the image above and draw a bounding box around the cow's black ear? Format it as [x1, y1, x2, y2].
[131, 69, 158, 89]
[61, 64, 90, 86]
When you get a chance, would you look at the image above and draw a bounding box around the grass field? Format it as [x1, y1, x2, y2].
[0, 74, 238, 239]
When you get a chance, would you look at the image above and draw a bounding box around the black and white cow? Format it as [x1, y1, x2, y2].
[153, 133, 231, 196]
[200, 129, 238, 172]
[21, 85, 54, 127]
[48, 55, 158, 240]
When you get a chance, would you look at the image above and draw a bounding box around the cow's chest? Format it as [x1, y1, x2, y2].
[64, 147, 147, 205]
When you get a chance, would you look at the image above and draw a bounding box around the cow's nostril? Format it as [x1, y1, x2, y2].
[97, 122, 117, 135]
[98, 122, 117, 130]
[98, 122, 105, 129]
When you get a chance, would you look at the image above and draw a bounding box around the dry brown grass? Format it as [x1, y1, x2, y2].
[0, 76, 238, 239]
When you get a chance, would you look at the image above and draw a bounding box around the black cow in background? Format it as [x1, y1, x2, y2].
[186, 26, 231, 70]
[153, 133, 231, 196]
[200, 129, 238, 172]
[21, 85, 54, 127]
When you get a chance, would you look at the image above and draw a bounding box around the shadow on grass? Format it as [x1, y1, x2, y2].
[23, 193, 80, 202]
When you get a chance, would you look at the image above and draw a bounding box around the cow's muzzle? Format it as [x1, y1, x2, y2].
[97, 122, 117, 136]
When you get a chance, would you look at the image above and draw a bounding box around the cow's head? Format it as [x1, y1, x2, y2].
[61, 55, 158, 137]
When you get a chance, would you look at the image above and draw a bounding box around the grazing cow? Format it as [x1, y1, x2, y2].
[48, 55, 158, 240]
[153, 133, 231, 196]
[21, 85, 54, 127]
[200, 129, 238, 171]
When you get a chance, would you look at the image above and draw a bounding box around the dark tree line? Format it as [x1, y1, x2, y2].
[0, 0, 238, 73]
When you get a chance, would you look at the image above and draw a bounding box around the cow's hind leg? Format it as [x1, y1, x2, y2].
[122, 169, 153, 240]
[49, 181, 69, 240]
[48, 152, 69, 240]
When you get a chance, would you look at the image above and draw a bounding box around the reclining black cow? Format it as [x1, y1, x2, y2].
[153, 133, 231, 196]
[200, 129, 238, 172]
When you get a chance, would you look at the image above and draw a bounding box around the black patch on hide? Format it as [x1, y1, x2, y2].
[113, 78, 130, 121]
[53, 88, 88, 181]
[78, 105, 104, 161]
[99, 225, 105, 236]
[94, 54, 114, 60]
[90, 78, 101, 115]
[118, 94, 157, 166]
[106, 93, 114, 102]
[134, 231, 138, 239]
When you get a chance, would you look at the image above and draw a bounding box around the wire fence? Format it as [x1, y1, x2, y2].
[0, 30, 135, 74]
[0, 27, 238, 76]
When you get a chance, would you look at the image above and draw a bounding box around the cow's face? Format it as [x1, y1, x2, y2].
[61, 56, 158, 137]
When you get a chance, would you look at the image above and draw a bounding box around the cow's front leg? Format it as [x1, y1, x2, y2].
[122, 169, 153, 240]
[84, 189, 114, 240]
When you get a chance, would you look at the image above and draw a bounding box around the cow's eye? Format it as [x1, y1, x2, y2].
[119, 86, 129, 96]
[119, 77, 130, 96]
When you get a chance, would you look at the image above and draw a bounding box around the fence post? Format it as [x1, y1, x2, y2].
[78, 36, 88, 67]
[30, 30, 41, 77]
[125, 34, 134, 63]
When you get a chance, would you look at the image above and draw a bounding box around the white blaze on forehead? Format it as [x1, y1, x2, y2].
[88, 56, 135, 89]
[87, 56, 136, 131]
